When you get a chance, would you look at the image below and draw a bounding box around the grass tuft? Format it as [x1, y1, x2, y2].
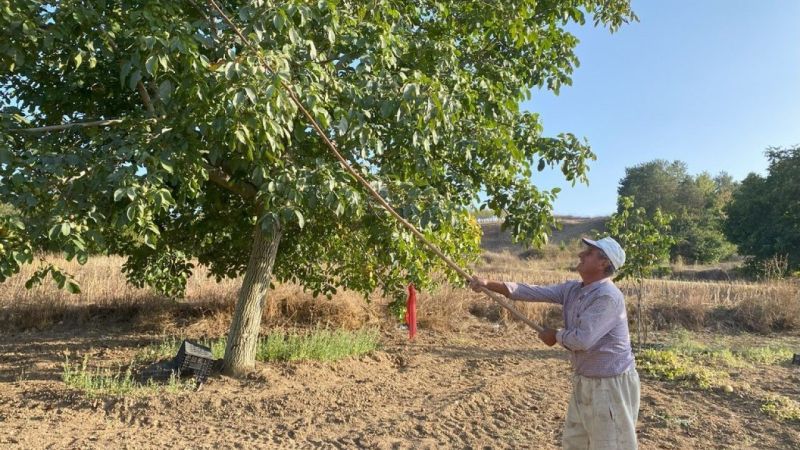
[256, 328, 380, 362]
[637, 348, 730, 389]
[735, 346, 795, 365]
[761, 395, 800, 422]
[62, 355, 193, 397]
[134, 337, 226, 364]
[134, 328, 380, 367]
[637, 330, 793, 391]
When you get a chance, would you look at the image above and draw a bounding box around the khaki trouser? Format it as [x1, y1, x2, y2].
[562, 368, 640, 450]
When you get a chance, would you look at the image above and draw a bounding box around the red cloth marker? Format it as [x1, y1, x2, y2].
[405, 283, 417, 339]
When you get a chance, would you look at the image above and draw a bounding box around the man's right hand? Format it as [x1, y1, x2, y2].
[469, 276, 488, 292]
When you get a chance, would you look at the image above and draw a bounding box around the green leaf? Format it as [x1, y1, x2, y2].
[289, 28, 301, 45]
[235, 129, 247, 145]
[128, 69, 142, 91]
[337, 117, 348, 134]
[145, 55, 157, 75]
[48, 224, 61, 240]
[225, 62, 236, 80]
[73, 53, 82, 68]
[113, 188, 125, 202]
[273, 12, 285, 31]
[325, 26, 335, 44]
[295, 210, 305, 228]
[143, 233, 156, 249]
[66, 281, 82, 294]
[53, 270, 66, 289]
[60, 223, 71, 236]
[119, 60, 133, 87]
[25, 276, 40, 289]
[233, 91, 246, 107]
[160, 160, 174, 174]
[403, 84, 415, 100]
[158, 80, 173, 102]
[244, 87, 257, 104]
[265, 85, 276, 99]
[307, 40, 317, 60]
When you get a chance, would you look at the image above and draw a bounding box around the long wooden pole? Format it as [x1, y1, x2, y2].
[205, 0, 544, 332]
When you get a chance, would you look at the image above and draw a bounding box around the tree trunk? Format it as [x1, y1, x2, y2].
[642, 283, 649, 346]
[636, 280, 643, 350]
[222, 222, 282, 376]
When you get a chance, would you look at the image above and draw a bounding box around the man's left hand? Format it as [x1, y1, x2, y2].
[538, 328, 557, 347]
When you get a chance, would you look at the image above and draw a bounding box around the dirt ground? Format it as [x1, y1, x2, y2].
[2, 316, 799, 450]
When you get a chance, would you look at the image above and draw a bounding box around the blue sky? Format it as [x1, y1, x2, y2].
[521, 0, 800, 217]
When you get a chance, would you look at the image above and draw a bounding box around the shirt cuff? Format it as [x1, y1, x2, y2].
[555, 328, 566, 347]
[503, 282, 518, 298]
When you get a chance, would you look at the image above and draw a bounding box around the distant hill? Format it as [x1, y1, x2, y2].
[480, 216, 608, 253]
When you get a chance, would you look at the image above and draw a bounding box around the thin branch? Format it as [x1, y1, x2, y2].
[203, 162, 257, 200]
[137, 82, 156, 117]
[12, 119, 126, 133]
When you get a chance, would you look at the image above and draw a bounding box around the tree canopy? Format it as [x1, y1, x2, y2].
[1, 0, 636, 372]
[724, 146, 800, 275]
[617, 159, 736, 263]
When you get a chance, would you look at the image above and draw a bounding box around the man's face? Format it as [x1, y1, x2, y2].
[576, 245, 610, 278]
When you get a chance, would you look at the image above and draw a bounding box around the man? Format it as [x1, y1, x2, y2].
[470, 237, 639, 450]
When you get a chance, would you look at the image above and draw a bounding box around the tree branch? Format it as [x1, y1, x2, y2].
[12, 119, 126, 133]
[203, 162, 257, 200]
[137, 82, 156, 117]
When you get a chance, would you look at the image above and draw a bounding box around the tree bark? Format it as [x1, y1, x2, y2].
[222, 221, 282, 376]
[636, 280, 643, 350]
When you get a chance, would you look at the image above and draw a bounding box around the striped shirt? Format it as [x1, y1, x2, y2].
[504, 278, 635, 378]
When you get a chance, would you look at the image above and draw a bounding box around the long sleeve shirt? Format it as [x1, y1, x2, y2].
[503, 278, 635, 378]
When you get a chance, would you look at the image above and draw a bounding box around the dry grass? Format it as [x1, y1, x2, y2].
[1, 237, 798, 335]
[624, 278, 799, 333]
[0, 255, 381, 335]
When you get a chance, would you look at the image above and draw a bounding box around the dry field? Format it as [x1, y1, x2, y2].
[1, 220, 799, 449]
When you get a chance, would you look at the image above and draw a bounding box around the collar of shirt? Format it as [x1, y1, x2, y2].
[578, 278, 611, 297]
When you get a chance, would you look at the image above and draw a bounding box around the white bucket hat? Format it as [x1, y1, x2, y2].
[582, 237, 626, 270]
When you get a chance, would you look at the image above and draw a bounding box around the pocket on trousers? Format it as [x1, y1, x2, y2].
[589, 388, 619, 450]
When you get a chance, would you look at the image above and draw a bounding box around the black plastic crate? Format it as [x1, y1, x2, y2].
[174, 340, 214, 383]
[793, 353, 800, 366]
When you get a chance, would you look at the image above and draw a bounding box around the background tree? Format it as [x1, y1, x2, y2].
[725, 146, 800, 276]
[606, 196, 673, 347]
[1, 0, 636, 375]
[617, 159, 736, 264]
